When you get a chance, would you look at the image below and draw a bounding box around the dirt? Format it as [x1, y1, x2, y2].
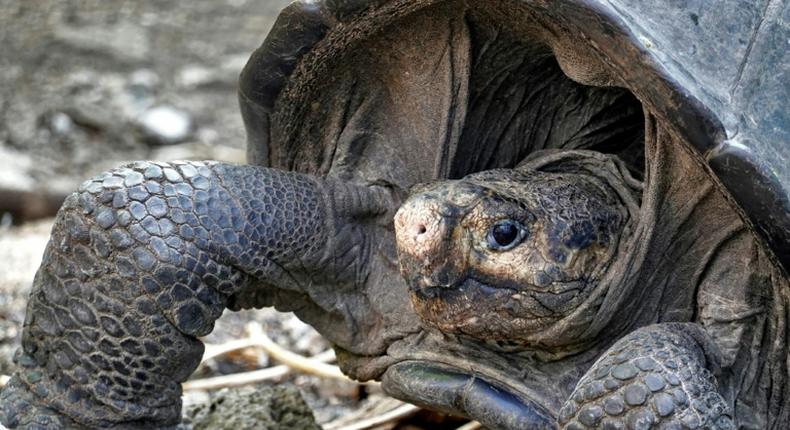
[185, 385, 322, 430]
[0, 0, 289, 210]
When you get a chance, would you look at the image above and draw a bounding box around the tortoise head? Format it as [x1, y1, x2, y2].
[395, 167, 628, 348]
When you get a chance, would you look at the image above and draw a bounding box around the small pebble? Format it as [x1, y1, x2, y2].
[137, 105, 192, 145]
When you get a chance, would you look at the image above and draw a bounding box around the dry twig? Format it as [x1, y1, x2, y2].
[183, 349, 336, 391]
[455, 421, 483, 430]
[323, 403, 420, 430]
[185, 322, 354, 391]
[243, 322, 348, 380]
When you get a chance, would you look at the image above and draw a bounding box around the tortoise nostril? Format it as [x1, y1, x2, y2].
[409, 222, 428, 241]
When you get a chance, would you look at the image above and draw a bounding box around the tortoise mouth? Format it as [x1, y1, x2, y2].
[407, 277, 565, 342]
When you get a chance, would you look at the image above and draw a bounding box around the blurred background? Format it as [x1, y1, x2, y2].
[0, 0, 292, 212]
[0, 1, 476, 428]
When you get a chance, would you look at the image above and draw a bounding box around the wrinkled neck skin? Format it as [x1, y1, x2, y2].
[618, 116, 790, 429]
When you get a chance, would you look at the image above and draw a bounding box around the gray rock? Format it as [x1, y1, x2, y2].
[185, 385, 321, 430]
[177, 65, 217, 89]
[128, 69, 161, 91]
[176, 55, 249, 89]
[53, 22, 150, 62]
[137, 105, 193, 145]
[49, 112, 74, 136]
[0, 148, 34, 192]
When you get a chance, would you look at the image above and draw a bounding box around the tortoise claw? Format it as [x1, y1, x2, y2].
[382, 361, 557, 430]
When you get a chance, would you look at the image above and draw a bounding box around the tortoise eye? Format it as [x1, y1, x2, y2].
[487, 220, 527, 251]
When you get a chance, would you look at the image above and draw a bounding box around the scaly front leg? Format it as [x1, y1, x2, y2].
[0, 161, 392, 429]
[559, 323, 734, 429]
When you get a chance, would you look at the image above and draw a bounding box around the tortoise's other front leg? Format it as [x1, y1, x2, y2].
[559, 323, 734, 430]
[0, 161, 391, 429]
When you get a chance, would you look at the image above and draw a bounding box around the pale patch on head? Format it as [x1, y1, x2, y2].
[394, 197, 447, 259]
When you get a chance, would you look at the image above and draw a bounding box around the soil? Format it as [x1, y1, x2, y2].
[0, 0, 287, 210]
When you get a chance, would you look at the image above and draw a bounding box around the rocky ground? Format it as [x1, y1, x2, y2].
[0, 1, 477, 429]
[0, 0, 287, 214]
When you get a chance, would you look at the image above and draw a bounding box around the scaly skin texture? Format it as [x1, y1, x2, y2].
[559, 324, 733, 429]
[221, 0, 789, 426]
[0, 161, 389, 429]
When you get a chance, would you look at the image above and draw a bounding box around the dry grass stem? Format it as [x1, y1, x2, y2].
[185, 322, 355, 391]
[243, 322, 349, 380]
[183, 349, 337, 391]
[201, 337, 268, 364]
[323, 403, 421, 430]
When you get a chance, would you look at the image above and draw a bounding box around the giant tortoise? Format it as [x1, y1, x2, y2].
[1, 0, 789, 429]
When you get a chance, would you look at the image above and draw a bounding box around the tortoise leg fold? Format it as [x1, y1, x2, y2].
[0, 161, 390, 429]
[558, 323, 734, 430]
